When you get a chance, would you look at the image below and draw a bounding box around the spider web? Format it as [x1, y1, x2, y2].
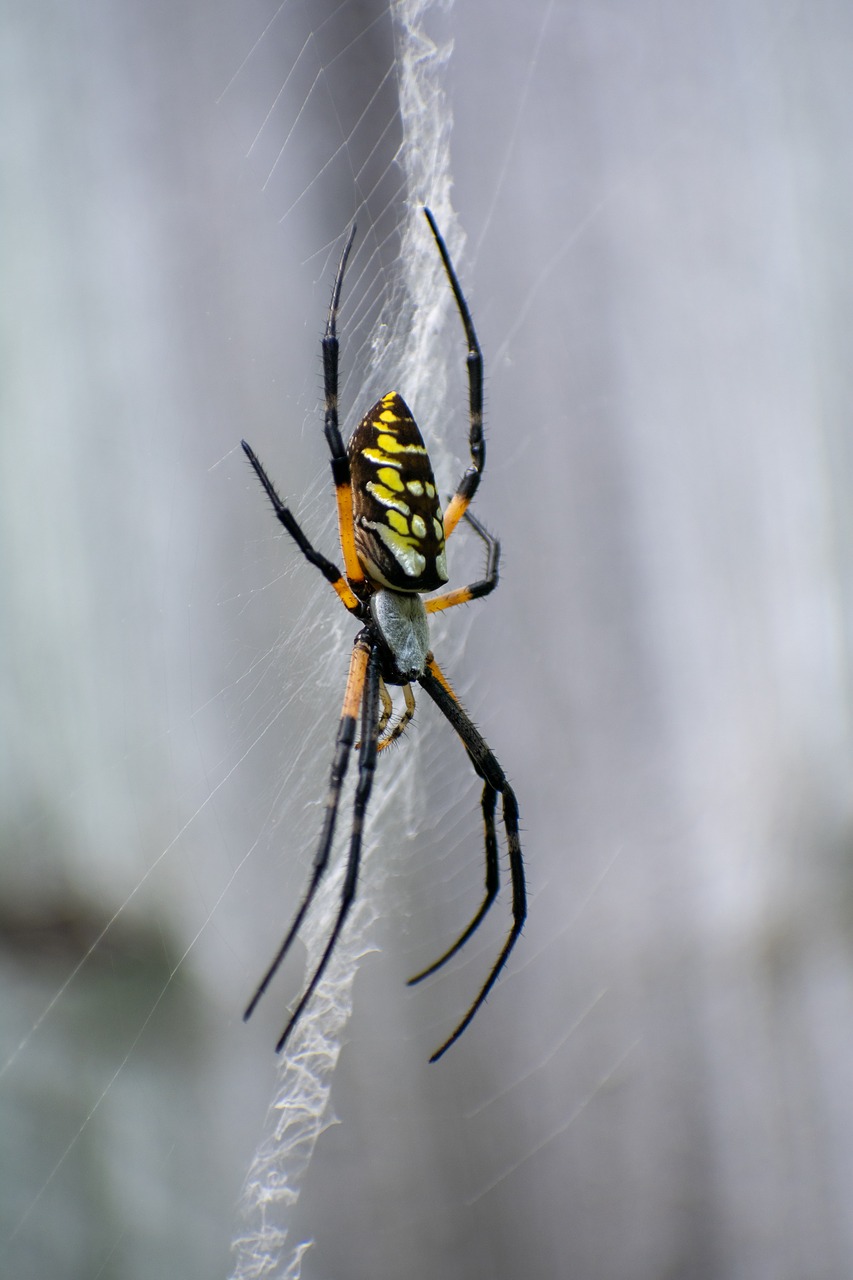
[230, 3, 470, 1276]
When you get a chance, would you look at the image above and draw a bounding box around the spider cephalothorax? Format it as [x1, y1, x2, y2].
[241, 209, 525, 1062]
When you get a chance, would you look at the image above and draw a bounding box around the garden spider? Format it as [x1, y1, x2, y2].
[241, 209, 525, 1062]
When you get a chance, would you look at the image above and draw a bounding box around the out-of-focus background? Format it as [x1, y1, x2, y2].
[3, 1, 853, 1277]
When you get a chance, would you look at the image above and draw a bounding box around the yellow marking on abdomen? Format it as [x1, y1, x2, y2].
[362, 448, 401, 468]
[377, 433, 427, 455]
[366, 481, 410, 515]
[377, 466, 404, 491]
[364, 521, 427, 578]
[387, 510, 410, 535]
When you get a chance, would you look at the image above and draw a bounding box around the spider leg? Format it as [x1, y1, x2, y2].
[377, 682, 416, 751]
[243, 633, 372, 1030]
[357, 675, 397, 750]
[377, 677, 393, 738]
[423, 208, 484, 541]
[322, 224, 366, 589]
[417, 656, 526, 1063]
[271, 638, 381, 1053]
[407, 781, 498, 983]
[241, 226, 366, 604]
[360, 684, 416, 753]
[240, 440, 360, 612]
[426, 511, 499, 614]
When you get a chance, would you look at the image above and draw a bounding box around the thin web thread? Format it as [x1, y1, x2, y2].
[230, 3, 460, 1276]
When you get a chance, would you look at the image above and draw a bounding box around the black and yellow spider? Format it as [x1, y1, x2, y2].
[241, 208, 525, 1063]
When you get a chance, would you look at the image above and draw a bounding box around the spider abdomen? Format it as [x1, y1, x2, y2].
[348, 391, 448, 593]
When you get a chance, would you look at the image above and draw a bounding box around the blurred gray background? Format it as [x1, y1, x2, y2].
[3, 1, 853, 1277]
